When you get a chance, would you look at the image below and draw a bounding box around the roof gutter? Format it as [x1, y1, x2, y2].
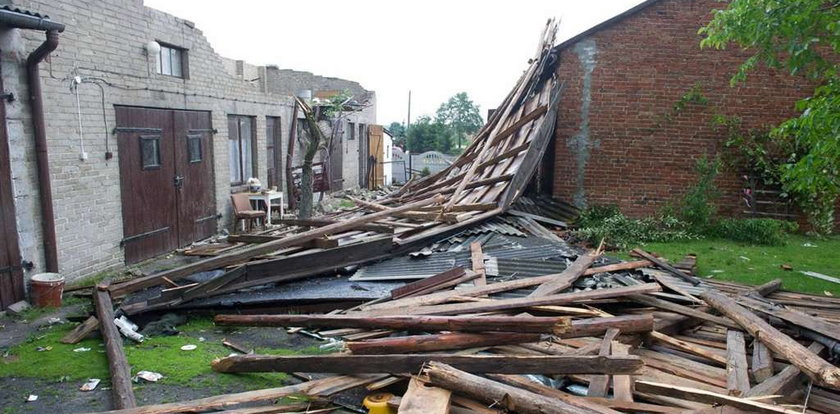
[0, 8, 65, 32]
[26, 30, 61, 272]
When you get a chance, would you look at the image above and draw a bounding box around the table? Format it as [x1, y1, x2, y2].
[248, 191, 284, 223]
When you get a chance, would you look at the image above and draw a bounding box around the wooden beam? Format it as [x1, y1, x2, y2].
[272, 218, 394, 234]
[347, 332, 541, 354]
[612, 341, 634, 402]
[725, 330, 750, 396]
[89, 374, 383, 414]
[529, 251, 598, 297]
[746, 342, 825, 397]
[751, 340, 774, 383]
[700, 290, 840, 390]
[634, 381, 800, 414]
[212, 354, 644, 375]
[93, 287, 136, 409]
[587, 328, 620, 397]
[738, 295, 840, 342]
[469, 242, 487, 287]
[631, 248, 700, 285]
[649, 331, 727, 365]
[60, 316, 99, 344]
[424, 361, 605, 414]
[566, 315, 654, 338]
[366, 283, 662, 316]
[398, 377, 451, 414]
[628, 294, 739, 329]
[109, 195, 442, 297]
[390, 267, 467, 299]
[215, 314, 571, 334]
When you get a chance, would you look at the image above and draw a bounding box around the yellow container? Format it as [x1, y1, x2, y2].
[362, 392, 396, 414]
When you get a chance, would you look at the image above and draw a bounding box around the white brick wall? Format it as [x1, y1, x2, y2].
[5, 0, 294, 282]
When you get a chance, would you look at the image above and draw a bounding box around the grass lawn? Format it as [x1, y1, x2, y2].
[618, 235, 840, 296]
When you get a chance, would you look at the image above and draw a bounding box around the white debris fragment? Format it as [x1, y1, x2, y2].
[26, 394, 38, 402]
[135, 371, 164, 382]
[114, 316, 145, 342]
[180, 344, 197, 351]
[73, 347, 91, 352]
[80, 378, 100, 391]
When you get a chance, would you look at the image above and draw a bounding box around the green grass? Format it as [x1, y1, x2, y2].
[618, 235, 840, 296]
[0, 317, 315, 391]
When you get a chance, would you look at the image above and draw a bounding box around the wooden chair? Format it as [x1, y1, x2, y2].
[230, 193, 265, 233]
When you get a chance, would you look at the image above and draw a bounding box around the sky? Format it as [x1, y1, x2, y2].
[144, 0, 647, 125]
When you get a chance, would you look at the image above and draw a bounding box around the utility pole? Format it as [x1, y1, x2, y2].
[407, 90, 412, 179]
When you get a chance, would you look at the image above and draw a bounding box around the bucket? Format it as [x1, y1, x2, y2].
[30, 272, 64, 308]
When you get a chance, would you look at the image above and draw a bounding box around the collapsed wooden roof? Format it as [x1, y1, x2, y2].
[108, 20, 564, 302]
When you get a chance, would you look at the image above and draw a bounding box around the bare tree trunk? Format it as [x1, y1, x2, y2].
[299, 107, 326, 220]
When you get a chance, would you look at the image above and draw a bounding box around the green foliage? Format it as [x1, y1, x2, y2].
[680, 156, 722, 230]
[435, 92, 484, 149]
[700, 0, 840, 233]
[420, 166, 431, 177]
[387, 122, 407, 147]
[711, 218, 798, 246]
[407, 116, 456, 154]
[620, 235, 840, 296]
[660, 82, 709, 125]
[573, 207, 698, 249]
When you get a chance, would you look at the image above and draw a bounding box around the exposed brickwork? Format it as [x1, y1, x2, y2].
[4, 0, 294, 281]
[552, 0, 837, 226]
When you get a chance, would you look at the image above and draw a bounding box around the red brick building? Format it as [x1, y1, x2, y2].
[550, 0, 833, 225]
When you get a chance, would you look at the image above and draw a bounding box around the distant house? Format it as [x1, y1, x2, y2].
[547, 0, 834, 227]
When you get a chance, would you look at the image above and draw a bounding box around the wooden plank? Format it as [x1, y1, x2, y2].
[566, 314, 654, 338]
[631, 248, 700, 285]
[701, 290, 840, 390]
[469, 242, 486, 287]
[366, 283, 662, 316]
[215, 314, 571, 334]
[398, 377, 451, 414]
[752, 340, 774, 383]
[488, 374, 623, 414]
[649, 331, 727, 365]
[90, 374, 383, 414]
[347, 332, 540, 354]
[109, 195, 442, 297]
[212, 354, 644, 375]
[60, 316, 99, 344]
[93, 287, 136, 409]
[725, 330, 750, 396]
[746, 342, 825, 397]
[529, 251, 598, 297]
[272, 218, 393, 234]
[738, 295, 840, 342]
[634, 380, 800, 414]
[390, 267, 467, 299]
[587, 328, 620, 397]
[612, 341, 634, 402]
[628, 294, 738, 329]
[424, 361, 605, 414]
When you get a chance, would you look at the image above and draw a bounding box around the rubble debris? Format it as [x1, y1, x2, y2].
[6, 300, 30, 316]
[134, 371, 163, 383]
[80, 378, 101, 391]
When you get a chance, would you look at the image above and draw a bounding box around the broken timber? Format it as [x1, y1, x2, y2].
[93, 285, 136, 409]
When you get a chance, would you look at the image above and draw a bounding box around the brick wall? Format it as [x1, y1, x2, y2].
[552, 0, 835, 225]
[4, 0, 294, 282]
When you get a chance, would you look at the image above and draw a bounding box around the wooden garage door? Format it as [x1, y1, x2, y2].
[116, 107, 215, 264]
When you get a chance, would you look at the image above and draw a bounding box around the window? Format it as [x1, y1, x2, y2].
[140, 135, 161, 170]
[187, 134, 202, 163]
[157, 44, 186, 78]
[348, 122, 356, 140]
[228, 116, 255, 185]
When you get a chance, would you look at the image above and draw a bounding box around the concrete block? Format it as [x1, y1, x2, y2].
[6, 300, 31, 315]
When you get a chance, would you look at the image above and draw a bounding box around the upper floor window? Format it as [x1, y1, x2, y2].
[157, 44, 186, 78]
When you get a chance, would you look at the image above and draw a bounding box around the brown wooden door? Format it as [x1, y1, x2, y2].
[0, 70, 24, 309]
[174, 110, 216, 247]
[116, 107, 215, 264]
[368, 125, 384, 189]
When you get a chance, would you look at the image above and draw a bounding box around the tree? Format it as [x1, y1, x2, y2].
[700, 0, 840, 234]
[435, 92, 484, 149]
[407, 116, 454, 154]
[296, 91, 353, 220]
[387, 121, 407, 147]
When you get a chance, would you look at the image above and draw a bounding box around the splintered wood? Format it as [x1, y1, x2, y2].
[85, 20, 840, 414]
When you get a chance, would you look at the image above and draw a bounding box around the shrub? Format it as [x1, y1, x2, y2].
[573, 206, 698, 249]
[680, 156, 721, 231]
[711, 218, 798, 246]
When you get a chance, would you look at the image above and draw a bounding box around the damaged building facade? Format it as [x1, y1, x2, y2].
[0, 0, 374, 309]
[550, 0, 837, 226]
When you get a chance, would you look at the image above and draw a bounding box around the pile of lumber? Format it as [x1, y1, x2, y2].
[75, 21, 839, 413]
